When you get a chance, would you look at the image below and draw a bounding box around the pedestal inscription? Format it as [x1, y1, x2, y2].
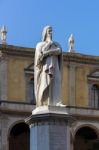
[25, 112, 74, 150]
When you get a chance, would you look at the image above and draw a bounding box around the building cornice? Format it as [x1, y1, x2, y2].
[0, 44, 99, 64]
[0, 44, 35, 58]
[63, 52, 99, 65]
[65, 106, 99, 122]
[0, 107, 31, 116]
[0, 100, 35, 116]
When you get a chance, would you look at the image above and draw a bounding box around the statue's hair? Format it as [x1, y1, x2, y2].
[42, 25, 52, 41]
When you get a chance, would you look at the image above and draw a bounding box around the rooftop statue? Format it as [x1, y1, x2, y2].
[34, 26, 62, 106]
[68, 34, 75, 53]
[0, 26, 7, 44]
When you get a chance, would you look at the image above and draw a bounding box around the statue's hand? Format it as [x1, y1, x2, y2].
[48, 48, 61, 56]
[42, 41, 53, 51]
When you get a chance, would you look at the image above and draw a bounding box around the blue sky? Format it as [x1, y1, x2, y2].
[0, 0, 99, 55]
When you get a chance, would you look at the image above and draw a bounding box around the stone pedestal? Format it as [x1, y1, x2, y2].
[25, 106, 74, 150]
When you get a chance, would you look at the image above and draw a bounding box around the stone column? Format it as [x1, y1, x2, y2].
[1, 115, 8, 150]
[25, 106, 74, 150]
[0, 60, 8, 100]
[68, 63, 76, 106]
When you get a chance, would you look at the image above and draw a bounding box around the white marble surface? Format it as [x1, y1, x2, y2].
[32, 105, 68, 115]
[68, 34, 75, 53]
[34, 26, 62, 106]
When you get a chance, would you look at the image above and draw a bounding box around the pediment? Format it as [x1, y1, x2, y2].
[90, 71, 99, 77]
[88, 70, 99, 82]
[24, 63, 34, 74]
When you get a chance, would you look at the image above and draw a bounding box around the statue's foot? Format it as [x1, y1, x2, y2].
[56, 102, 66, 107]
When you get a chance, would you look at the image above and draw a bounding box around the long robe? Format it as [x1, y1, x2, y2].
[34, 41, 62, 106]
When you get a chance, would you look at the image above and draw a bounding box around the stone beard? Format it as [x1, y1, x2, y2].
[34, 26, 62, 106]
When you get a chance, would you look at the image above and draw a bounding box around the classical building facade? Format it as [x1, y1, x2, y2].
[0, 44, 99, 150]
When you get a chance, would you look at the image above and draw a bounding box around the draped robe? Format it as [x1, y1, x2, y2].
[34, 41, 62, 106]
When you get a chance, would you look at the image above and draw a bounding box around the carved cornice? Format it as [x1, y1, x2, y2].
[0, 107, 32, 116]
[1, 44, 99, 64]
[63, 52, 99, 65]
[0, 44, 35, 58]
[73, 114, 99, 122]
[64, 106, 99, 122]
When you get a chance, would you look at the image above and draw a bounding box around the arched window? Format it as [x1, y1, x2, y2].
[74, 126, 98, 150]
[9, 123, 30, 150]
[90, 84, 99, 108]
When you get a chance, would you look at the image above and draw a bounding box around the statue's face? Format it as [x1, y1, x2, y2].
[46, 27, 52, 39]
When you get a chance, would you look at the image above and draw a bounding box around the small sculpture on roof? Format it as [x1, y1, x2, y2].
[0, 26, 7, 44]
[68, 34, 75, 53]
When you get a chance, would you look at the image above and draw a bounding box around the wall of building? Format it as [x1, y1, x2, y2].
[75, 64, 99, 107]
[7, 56, 32, 102]
[62, 64, 69, 104]
[1, 45, 99, 107]
[75, 65, 90, 107]
[0, 45, 99, 150]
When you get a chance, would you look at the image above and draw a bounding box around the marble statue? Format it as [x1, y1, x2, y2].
[68, 34, 75, 53]
[34, 26, 62, 106]
[0, 26, 7, 44]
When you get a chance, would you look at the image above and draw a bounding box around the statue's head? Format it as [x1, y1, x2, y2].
[42, 26, 52, 41]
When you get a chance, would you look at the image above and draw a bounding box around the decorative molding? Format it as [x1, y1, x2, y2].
[0, 44, 99, 64]
[73, 114, 99, 122]
[88, 77, 99, 81]
[0, 44, 35, 58]
[24, 62, 34, 74]
[63, 52, 99, 65]
[0, 107, 32, 116]
[25, 113, 75, 127]
[0, 100, 35, 116]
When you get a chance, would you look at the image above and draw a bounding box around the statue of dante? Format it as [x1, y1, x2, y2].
[34, 26, 62, 106]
